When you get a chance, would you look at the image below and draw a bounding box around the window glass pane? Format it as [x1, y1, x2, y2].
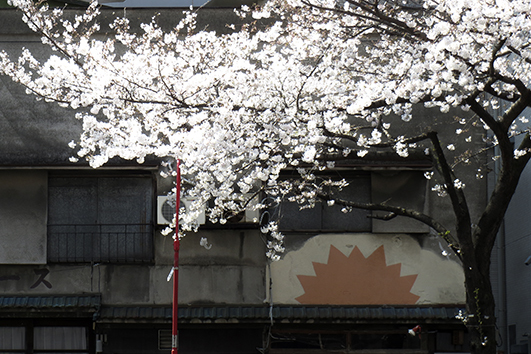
[97, 177, 153, 225]
[48, 176, 153, 225]
[321, 175, 371, 231]
[34, 327, 87, 350]
[0, 327, 25, 350]
[371, 170, 428, 233]
[277, 174, 371, 232]
[277, 201, 321, 230]
[48, 178, 98, 225]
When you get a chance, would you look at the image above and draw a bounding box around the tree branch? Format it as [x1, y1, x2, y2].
[427, 131, 472, 253]
[315, 189, 461, 258]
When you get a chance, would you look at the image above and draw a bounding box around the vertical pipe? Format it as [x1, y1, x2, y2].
[495, 147, 508, 354]
[172, 159, 181, 354]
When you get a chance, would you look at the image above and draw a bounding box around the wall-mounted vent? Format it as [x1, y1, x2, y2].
[158, 329, 172, 351]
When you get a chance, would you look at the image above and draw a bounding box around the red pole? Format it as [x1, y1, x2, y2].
[172, 159, 181, 354]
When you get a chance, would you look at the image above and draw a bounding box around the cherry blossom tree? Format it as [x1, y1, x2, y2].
[2, 0, 531, 353]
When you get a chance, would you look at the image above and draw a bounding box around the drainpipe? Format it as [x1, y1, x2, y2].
[497, 219, 508, 354]
[493, 138, 508, 354]
[172, 160, 181, 354]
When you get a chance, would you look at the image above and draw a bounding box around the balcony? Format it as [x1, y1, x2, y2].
[47, 224, 153, 263]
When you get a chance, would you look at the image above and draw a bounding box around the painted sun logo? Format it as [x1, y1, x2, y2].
[296, 245, 420, 305]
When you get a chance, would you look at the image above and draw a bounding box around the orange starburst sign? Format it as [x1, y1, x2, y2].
[296, 245, 420, 305]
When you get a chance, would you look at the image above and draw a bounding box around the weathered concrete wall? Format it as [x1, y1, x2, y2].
[0, 74, 81, 166]
[0, 170, 47, 264]
[270, 233, 464, 305]
[0, 228, 266, 305]
[165, 231, 267, 305]
[502, 130, 531, 348]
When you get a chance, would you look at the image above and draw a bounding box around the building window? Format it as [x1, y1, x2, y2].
[34, 327, 87, 353]
[158, 329, 172, 351]
[275, 172, 372, 232]
[0, 325, 89, 354]
[371, 170, 428, 233]
[274, 170, 428, 233]
[47, 171, 154, 263]
[0, 327, 25, 352]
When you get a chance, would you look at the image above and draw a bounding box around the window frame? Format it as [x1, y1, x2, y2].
[0, 319, 93, 354]
[272, 169, 429, 234]
[273, 170, 373, 233]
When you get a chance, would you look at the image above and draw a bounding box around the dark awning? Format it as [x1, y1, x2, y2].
[0, 295, 101, 318]
[0, 298, 464, 325]
[98, 305, 465, 325]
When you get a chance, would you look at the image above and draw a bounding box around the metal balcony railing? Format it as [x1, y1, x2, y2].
[47, 224, 153, 263]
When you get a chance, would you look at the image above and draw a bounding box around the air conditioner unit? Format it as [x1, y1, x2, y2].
[157, 196, 206, 225]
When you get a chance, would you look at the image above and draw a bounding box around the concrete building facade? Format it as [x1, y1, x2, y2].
[493, 110, 531, 354]
[0, 6, 488, 354]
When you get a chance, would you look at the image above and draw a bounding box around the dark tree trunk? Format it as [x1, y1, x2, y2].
[463, 258, 497, 354]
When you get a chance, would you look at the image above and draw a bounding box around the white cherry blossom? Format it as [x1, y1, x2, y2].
[2, 3, 531, 350]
